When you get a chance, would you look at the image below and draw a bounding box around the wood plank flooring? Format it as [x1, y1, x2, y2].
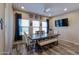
[12, 40, 79, 55]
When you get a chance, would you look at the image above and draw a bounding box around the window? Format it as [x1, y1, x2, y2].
[32, 21, 40, 34]
[19, 19, 30, 35]
[42, 21, 47, 33]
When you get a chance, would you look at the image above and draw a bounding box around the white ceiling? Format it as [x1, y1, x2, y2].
[13, 3, 79, 17]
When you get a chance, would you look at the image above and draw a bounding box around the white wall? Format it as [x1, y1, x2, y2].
[0, 4, 5, 54]
[50, 10, 79, 44]
[5, 4, 14, 54]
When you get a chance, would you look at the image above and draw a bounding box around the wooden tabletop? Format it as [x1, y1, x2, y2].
[32, 33, 60, 40]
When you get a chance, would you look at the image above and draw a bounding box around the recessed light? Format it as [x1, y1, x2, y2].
[21, 6, 24, 9]
[48, 14, 51, 16]
[45, 8, 51, 12]
[64, 8, 67, 11]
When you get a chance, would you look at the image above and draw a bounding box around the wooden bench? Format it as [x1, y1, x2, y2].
[38, 38, 58, 46]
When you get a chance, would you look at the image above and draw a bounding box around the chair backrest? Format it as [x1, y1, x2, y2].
[41, 31, 45, 35]
[23, 32, 27, 42]
[35, 31, 45, 35]
[35, 31, 40, 35]
[23, 32, 32, 46]
[48, 30, 54, 36]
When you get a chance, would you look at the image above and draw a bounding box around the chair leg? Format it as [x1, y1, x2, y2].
[57, 40, 58, 45]
[54, 41, 58, 46]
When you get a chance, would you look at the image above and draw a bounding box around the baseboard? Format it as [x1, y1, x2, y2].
[60, 39, 79, 46]
[0, 52, 10, 55]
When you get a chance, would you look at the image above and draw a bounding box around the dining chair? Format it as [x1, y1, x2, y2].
[41, 31, 45, 35]
[12, 35, 27, 55]
[24, 32, 35, 54]
[35, 31, 40, 35]
[48, 30, 54, 39]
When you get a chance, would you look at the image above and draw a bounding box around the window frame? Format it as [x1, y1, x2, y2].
[42, 21, 47, 33]
[32, 20, 40, 34]
[19, 19, 30, 35]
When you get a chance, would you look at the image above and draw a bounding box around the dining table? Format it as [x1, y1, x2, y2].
[32, 33, 48, 40]
[31, 33, 60, 52]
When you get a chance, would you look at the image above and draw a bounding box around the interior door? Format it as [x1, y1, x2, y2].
[0, 4, 5, 54]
